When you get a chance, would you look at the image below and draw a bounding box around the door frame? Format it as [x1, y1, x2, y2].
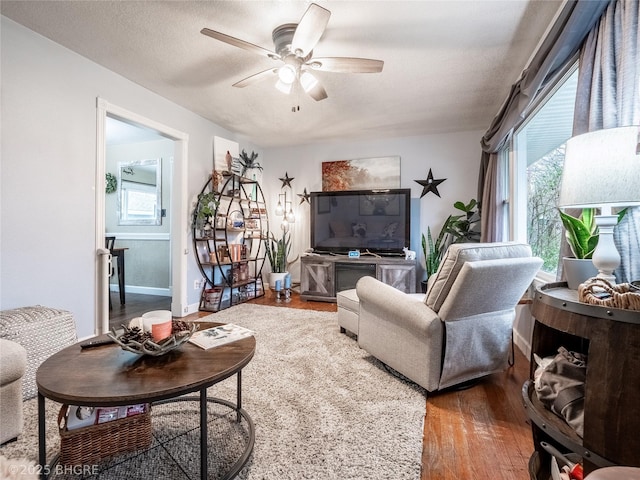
[95, 98, 189, 334]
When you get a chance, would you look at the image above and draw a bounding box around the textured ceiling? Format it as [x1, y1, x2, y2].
[1, 0, 563, 148]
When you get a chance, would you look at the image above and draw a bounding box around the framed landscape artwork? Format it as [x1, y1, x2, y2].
[322, 156, 401, 191]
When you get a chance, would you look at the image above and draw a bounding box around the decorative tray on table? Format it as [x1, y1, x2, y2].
[107, 321, 198, 356]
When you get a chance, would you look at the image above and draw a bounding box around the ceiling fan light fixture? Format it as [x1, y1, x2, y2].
[277, 64, 297, 84]
[275, 79, 293, 94]
[300, 71, 318, 92]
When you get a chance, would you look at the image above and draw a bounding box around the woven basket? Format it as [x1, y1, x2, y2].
[58, 404, 152, 465]
[578, 278, 640, 311]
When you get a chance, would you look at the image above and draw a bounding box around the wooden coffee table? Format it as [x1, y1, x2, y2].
[36, 321, 255, 479]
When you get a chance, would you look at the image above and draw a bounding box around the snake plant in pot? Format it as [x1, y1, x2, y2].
[559, 207, 627, 288]
[264, 230, 293, 290]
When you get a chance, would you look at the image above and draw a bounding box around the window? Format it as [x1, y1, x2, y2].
[505, 66, 578, 281]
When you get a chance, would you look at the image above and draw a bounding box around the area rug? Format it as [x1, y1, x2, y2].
[0, 304, 426, 479]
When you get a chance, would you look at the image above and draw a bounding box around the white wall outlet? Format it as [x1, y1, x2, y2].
[194, 279, 200, 290]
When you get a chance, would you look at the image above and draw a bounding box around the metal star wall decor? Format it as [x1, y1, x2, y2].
[415, 169, 446, 198]
[279, 172, 294, 189]
[297, 188, 311, 204]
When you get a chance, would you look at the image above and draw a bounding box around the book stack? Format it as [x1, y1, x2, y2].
[188, 323, 254, 350]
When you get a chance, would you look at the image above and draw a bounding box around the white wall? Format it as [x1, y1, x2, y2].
[262, 132, 484, 282]
[0, 17, 261, 337]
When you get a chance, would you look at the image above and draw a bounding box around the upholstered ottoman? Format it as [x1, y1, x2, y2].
[0, 338, 27, 444]
[337, 289, 360, 338]
[0, 306, 77, 400]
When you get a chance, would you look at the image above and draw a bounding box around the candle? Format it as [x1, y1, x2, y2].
[284, 274, 291, 288]
[275, 280, 282, 291]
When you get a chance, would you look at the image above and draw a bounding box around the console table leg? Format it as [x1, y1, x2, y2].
[38, 393, 47, 480]
[200, 388, 207, 480]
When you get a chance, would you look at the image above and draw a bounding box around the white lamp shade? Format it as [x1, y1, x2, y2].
[558, 126, 640, 209]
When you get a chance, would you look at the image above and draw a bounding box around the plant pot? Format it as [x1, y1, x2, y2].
[268, 272, 288, 291]
[563, 257, 598, 290]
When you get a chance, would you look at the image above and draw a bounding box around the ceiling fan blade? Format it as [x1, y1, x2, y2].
[201, 28, 278, 59]
[291, 3, 331, 57]
[232, 68, 278, 88]
[308, 57, 384, 73]
[305, 81, 328, 101]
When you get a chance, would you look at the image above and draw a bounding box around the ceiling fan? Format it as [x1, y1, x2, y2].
[201, 3, 383, 101]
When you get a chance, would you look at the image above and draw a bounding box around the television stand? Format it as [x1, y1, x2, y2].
[300, 254, 416, 302]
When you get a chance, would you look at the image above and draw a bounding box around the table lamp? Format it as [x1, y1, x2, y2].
[558, 126, 640, 284]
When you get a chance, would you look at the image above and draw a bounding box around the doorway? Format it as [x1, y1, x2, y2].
[105, 116, 173, 328]
[96, 98, 189, 334]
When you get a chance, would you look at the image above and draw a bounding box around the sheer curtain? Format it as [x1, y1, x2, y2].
[478, 0, 611, 242]
[573, 0, 640, 282]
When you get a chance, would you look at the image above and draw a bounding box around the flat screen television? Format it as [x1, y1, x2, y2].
[310, 189, 411, 255]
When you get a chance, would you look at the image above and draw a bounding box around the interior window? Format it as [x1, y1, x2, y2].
[506, 66, 578, 280]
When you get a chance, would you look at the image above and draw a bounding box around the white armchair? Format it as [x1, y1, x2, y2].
[356, 242, 542, 392]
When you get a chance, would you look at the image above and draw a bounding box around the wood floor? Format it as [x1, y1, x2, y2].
[117, 290, 533, 479]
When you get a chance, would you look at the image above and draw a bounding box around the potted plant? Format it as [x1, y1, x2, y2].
[194, 191, 219, 237]
[421, 199, 481, 291]
[238, 149, 263, 178]
[559, 207, 627, 288]
[264, 230, 294, 289]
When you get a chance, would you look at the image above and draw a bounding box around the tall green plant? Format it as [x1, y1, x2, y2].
[443, 199, 481, 243]
[421, 198, 481, 278]
[422, 225, 448, 277]
[264, 230, 292, 273]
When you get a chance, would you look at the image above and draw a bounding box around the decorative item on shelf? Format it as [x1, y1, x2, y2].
[415, 168, 446, 198]
[194, 191, 219, 236]
[239, 262, 249, 281]
[229, 244, 244, 262]
[558, 126, 640, 285]
[217, 245, 229, 262]
[212, 170, 223, 193]
[225, 150, 233, 173]
[216, 214, 227, 229]
[105, 172, 117, 194]
[228, 210, 244, 229]
[238, 149, 263, 178]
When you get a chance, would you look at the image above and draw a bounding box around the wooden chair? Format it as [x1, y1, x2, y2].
[105, 236, 116, 309]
